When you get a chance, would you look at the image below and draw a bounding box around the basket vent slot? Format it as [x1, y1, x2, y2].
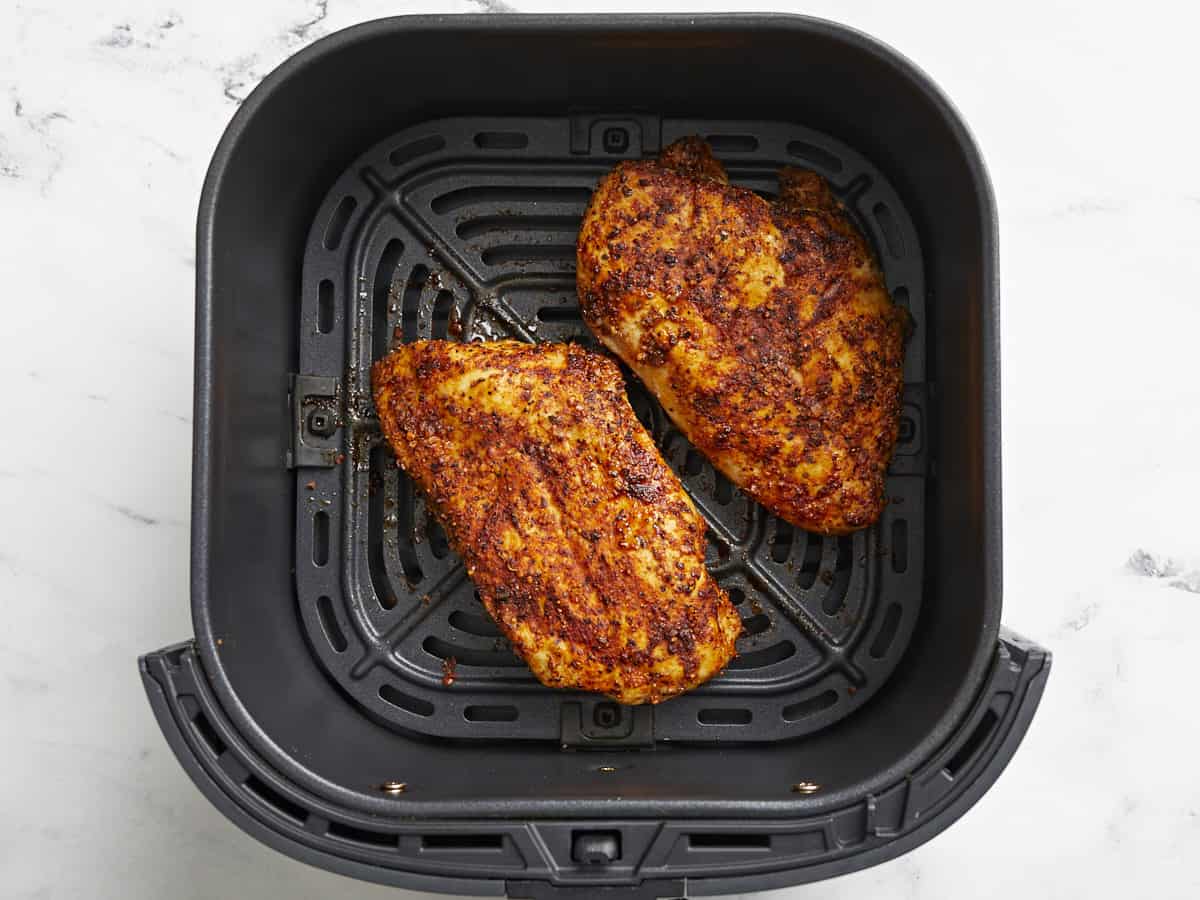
[782, 689, 838, 721]
[944, 708, 1000, 778]
[464, 705, 519, 723]
[422, 833, 505, 851]
[323, 196, 357, 251]
[727, 641, 795, 670]
[312, 512, 330, 567]
[426, 513, 450, 559]
[328, 821, 398, 849]
[771, 518, 794, 562]
[400, 265, 428, 343]
[823, 536, 854, 615]
[689, 833, 771, 850]
[244, 776, 307, 824]
[379, 684, 434, 717]
[316, 595, 347, 652]
[423, 636, 524, 668]
[797, 533, 823, 588]
[698, 708, 752, 725]
[741, 613, 771, 636]
[373, 239, 405, 355]
[713, 470, 734, 505]
[191, 711, 225, 757]
[431, 185, 591, 215]
[891, 519, 909, 573]
[367, 447, 399, 610]
[430, 290, 454, 340]
[481, 244, 576, 266]
[458, 215, 578, 240]
[317, 279, 334, 334]
[395, 474, 424, 585]
[536, 305, 581, 323]
[450, 608, 501, 637]
[474, 131, 529, 150]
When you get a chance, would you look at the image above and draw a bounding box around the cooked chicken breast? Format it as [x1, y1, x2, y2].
[371, 340, 741, 704]
[577, 137, 907, 534]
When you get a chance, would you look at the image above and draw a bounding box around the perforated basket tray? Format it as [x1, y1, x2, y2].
[292, 114, 928, 744]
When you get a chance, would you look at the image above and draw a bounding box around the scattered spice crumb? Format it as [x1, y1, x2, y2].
[305, 480, 317, 491]
[441, 656, 457, 687]
[334, 453, 346, 465]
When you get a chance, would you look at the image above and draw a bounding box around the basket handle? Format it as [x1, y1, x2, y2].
[141, 630, 1049, 898]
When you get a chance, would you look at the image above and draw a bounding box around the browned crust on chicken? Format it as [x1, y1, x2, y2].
[577, 137, 907, 535]
[371, 340, 741, 704]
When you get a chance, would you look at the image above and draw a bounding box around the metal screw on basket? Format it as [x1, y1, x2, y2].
[308, 408, 336, 438]
[791, 781, 820, 794]
[593, 702, 621, 729]
[379, 781, 407, 794]
[602, 126, 629, 153]
[597, 766, 617, 774]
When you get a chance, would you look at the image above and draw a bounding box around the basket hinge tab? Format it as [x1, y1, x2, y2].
[287, 373, 342, 468]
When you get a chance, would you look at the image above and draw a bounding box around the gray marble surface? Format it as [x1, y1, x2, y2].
[2, 1, 1198, 897]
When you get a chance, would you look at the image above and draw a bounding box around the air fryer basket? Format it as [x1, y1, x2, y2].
[141, 14, 1050, 898]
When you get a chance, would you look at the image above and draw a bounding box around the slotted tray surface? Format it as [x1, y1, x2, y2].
[294, 116, 927, 743]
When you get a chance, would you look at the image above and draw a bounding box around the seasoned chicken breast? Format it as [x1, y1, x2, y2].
[371, 340, 741, 704]
[577, 137, 907, 534]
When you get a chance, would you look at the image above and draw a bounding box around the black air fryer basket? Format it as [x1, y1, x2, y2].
[140, 14, 1050, 898]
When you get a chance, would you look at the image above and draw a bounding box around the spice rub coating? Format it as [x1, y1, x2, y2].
[372, 339, 741, 704]
[578, 137, 908, 534]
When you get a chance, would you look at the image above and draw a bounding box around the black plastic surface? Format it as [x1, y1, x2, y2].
[144, 11, 1049, 898]
[294, 115, 927, 743]
[140, 631, 1048, 896]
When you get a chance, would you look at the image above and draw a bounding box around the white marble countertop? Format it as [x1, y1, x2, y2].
[2, 1, 1198, 898]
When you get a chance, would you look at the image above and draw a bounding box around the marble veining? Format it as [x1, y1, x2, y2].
[1, 1, 1198, 899]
